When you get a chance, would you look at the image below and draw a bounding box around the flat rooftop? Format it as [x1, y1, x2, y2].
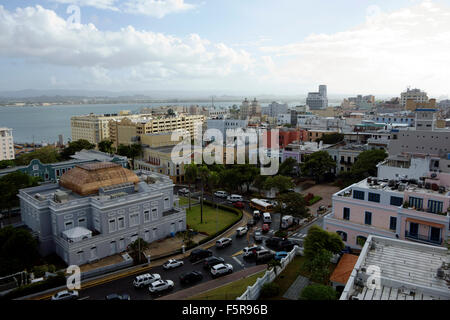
[341, 236, 449, 300]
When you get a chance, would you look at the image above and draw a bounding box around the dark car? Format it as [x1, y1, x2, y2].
[189, 249, 213, 262]
[105, 293, 131, 300]
[203, 256, 225, 269]
[179, 271, 203, 285]
[265, 237, 282, 249]
[247, 219, 256, 227]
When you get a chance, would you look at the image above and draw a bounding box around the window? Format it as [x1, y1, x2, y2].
[353, 190, 365, 200]
[164, 197, 170, 209]
[109, 219, 116, 232]
[152, 208, 158, 220]
[144, 210, 150, 222]
[408, 197, 423, 209]
[368, 193, 380, 203]
[390, 196, 403, 206]
[130, 213, 139, 226]
[427, 200, 443, 214]
[64, 221, 73, 231]
[337, 231, 347, 241]
[364, 212, 372, 225]
[343, 207, 350, 220]
[78, 218, 87, 228]
[356, 236, 367, 247]
[389, 217, 397, 231]
[118, 216, 125, 229]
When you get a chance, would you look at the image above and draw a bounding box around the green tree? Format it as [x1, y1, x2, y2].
[276, 192, 310, 229]
[253, 174, 268, 196]
[184, 163, 198, 210]
[278, 157, 298, 176]
[300, 284, 338, 300]
[303, 225, 344, 260]
[264, 175, 294, 195]
[315, 133, 344, 145]
[0, 171, 41, 213]
[127, 238, 149, 265]
[197, 165, 210, 224]
[302, 249, 333, 284]
[0, 160, 15, 169]
[98, 140, 114, 154]
[15, 146, 61, 165]
[0, 226, 40, 276]
[267, 259, 282, 276]
[235, 164, 259, 192]
[60, 139, 95, 160]
[300, 151, 336, 183]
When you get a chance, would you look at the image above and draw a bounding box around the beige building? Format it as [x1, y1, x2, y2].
[401, 88, 428, 108]
[70, 111, 153, 145]
[109, 114, 205, 149]
[0, 128, 15, 160]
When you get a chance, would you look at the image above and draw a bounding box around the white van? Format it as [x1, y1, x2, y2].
[263, 212, 272, 223]
[227, 194, 243, 203]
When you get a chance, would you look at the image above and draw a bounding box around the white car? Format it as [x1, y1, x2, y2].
[210, 263, 233, 278]
[214, 190, 229, 198]
[215, 237, 232, 248]
[51, 290, 79, 301]
[163, 259, 184, 270]
[243, 245, 265, 258]
[236, 226, 248, 236]
[227, 194, 243, 203]
[148, 279, 174, 293]
[178, 188, 190, 195]
[133, 273, 161, 288]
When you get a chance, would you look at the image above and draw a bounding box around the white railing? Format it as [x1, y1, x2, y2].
[236, 245, 303, 300]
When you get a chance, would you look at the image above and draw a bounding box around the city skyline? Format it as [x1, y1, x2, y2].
[0, 0, 450, 96]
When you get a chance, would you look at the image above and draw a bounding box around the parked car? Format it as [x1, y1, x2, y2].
[274, 251, 288, 261]
[203, 256, 225, 269]
[262, 223, 270, 233]
[247, 219, 256, 227]
[178, 188, 190, 195]
[265, 237, 283, 249]
[51, 290, 79, 301]
[253, 210, 261, 219]
[179, 271, 203, 285]
[227, 194, 243, 203]
[216, 237, 232, 248]
[210, 263, 233, 278]
[163, 259, 184, 270]
[265, 237, 295, 251]
[236, 226, 248, 237]
[253, 230, 263, 242]
[233, 201, 245, 209]
[317, 205, 327, 213]
[255, 249, 275, 263]
[263, 212, 272, 223]
[243, 245, 265, 258]
[189, 249, 213, 262]
[105, 293, 130, 300]
[148, 280, 174, 293]
[133, 273, 161, 288]
[214, 190, 229, 198]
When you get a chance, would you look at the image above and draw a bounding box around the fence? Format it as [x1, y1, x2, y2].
[236, 245, 304, 300]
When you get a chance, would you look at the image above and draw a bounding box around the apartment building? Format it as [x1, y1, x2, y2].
[306, 85, 328, 110]
[206, 119, 248, 143]
[71, 111, 151, 145]
[0, 127, 14, 160]
[18, 163, 186, 265]
[282, 141, 332, 164]
[262, 102, 289, 118]
[109, 114, 205, 149]
[327, 143, 367, 174]
[340, 235, 449, 300]
[400, 88, 429, 108]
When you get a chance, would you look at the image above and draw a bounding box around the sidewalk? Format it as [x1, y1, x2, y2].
[157, 265, 267, 300]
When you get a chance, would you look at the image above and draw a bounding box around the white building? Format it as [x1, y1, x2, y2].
[0, 127, 14, 160]
[277, 113, 291, 125]
[206, 119, 248, 143]
[262, 102, 289, 118]
[306, 85, 328, 110]
[400, 88, 429, 107]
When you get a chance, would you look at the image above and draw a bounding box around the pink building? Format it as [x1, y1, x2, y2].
[324, 173, 450, 248]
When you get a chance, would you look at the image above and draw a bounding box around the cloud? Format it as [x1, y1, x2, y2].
[49, 0, 196, 18]
[0, 5, 253, 86]
[258, 0, 450, 95]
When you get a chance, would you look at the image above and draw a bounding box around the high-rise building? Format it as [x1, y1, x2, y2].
[0, 127, 14, 160]
[306, 85, 328, 110]
[262, 102, 289, 117]
[400, 88, 428, 108]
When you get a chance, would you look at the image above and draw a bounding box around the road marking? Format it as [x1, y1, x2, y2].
[78, 296, 90, 300]
[231, 250, 243, 257]
[232, 256, 244, 268]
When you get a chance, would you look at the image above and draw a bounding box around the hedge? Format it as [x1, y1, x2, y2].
[1, 272, 66, 300]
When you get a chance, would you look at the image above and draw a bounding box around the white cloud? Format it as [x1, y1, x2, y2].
[0, 5, 253, 88]
[50, 0, 119, 11]
[258, 0, 450, 95]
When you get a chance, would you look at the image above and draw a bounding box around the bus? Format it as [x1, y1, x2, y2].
[249, 199, 274, 212]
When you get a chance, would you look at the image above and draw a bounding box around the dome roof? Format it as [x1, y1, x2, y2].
[59, 162, 139, 196]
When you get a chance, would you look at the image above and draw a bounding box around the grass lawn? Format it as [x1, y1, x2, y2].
[308, 195, 322, 206]
[186, 203, 240, 236]
[177, 196, 197, 207]
[188, 271, 265, 300]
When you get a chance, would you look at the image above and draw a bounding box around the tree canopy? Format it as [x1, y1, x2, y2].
[60, 139, 95, 160]
[303, 225, 344, 260]
[0, 171, 41, 212]
[276, 192, 310, 218]
[98, 140, 114, 154]
[264, 175, 294, 195]
[278, 157, 298, 176]
[300, 151, 336, 183]
[300, 284, 339, 300]
[15, 146, 61, 165]
[315, 133, 344, 145]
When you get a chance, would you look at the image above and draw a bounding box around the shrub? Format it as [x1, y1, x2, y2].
[299, 284, 338, 300]
[274, 230, 288, 238]
[260, 282, 280, 298]
[2, 272, 66, 300]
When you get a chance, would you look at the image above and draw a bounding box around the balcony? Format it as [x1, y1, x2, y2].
[405, 231, 442, 246]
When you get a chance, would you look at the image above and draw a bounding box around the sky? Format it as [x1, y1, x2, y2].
[0, 0, 449, 97]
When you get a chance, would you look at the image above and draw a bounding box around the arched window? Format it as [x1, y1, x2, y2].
[337, 231, 347, 242]
[356, 235, 367, 247]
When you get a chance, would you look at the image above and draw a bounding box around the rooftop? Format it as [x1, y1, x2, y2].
[341, 236, 449, 300]
[330, 254, 359, 285]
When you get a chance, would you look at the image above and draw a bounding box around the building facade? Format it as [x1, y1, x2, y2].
[400, 88, 428, 108]
[0, 127, 14, 160]
[306, 85, 328, 110]
[18, 163, 186, 266]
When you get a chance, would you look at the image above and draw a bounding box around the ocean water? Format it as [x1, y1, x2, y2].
[0, 102, 236, 144]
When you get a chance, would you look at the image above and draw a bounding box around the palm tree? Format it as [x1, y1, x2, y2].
[127, 238, 149, 264]
[197, 165, 210, 224]
[184, 163, 198, 210]
[208, 171, 221, 233]
[267, 259, 282, 276]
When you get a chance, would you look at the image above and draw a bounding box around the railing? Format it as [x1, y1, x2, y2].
[236, 246, 303, 300]
[405, 231, 442, 245]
